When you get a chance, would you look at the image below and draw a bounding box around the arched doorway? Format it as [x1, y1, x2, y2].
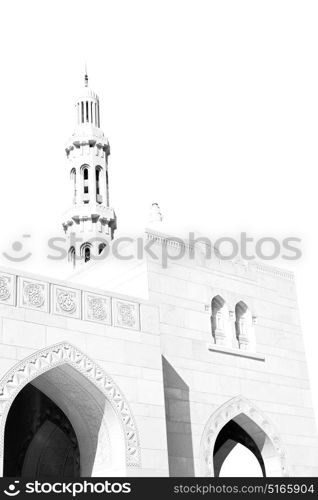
[0, 343, 141, 477]
[213, 417, 265, 477]
[219, 444, 264, 477]
[4, 384, 80, 477]
[201, 396, 288, 477]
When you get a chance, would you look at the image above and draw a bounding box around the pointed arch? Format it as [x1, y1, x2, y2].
[95, 165, 103, 204]
[200, 396, 288, 477]
[211, 295, 230, 347]
[80, 164, 90, 203]
[235, 301, 254, 350]
[70, 168, 76, 203]
[80, 242, 92, 263]
[68, 246, 76, 267]
[0, 342, 141, 475]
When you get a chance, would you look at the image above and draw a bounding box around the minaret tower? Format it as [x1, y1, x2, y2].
[63, 70, 116, 266]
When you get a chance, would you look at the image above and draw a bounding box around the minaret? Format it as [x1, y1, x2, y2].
[63, 71, 116, 266]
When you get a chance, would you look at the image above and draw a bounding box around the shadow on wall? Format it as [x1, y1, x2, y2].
[162, 356, 195, 476]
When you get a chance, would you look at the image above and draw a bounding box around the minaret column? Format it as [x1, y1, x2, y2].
[63, 70, 117, 266]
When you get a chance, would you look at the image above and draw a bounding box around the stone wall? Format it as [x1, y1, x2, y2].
[146, 239, 318, 476]
[0, 267, 169, 477]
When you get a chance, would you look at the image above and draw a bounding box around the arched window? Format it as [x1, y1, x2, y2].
[70, 168, 76, 202]
[211, 295, 230, 347]
[106, 170, 109, 206]
[81, 166, 89, 203]
[80, 243, 92, 264]
[68, 246, 76, 267]
[81, 102, 84, 123]
[95, 166, 102, 203]
[235, 301, 254, 351]
[84, 247, 90, 263]
[86, 101, 89, 122]
[98, 243, 106, 255]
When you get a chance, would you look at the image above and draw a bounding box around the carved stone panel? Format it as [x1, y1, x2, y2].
[83, 292, 111, 325]
[52, 285, 81, 319]
[0, 273, 16, 306]
[18, 277, 49, 312]
[113, 299, 140, 330]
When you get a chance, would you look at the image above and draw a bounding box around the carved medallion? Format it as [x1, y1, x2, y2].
[89, 297, 106, 321]
[83, 293, 111, 325]
[0, 277, 10, 301]
[24, 283, 45, 308]
[53, 286, 80, 318]
[113, 299, 140, 330]
[57, 291, 76, 313]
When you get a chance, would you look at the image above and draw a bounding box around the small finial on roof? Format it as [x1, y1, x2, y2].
[149, 202, 163, 224]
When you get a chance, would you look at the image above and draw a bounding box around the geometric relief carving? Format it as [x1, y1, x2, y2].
[83, 292, 111, 325]
[0, 273, 16, 306]
[113, 299, 140, 330]
[52, 285, 81, 319]
[0, 273, 144, 331]
[200, 395, 288, 477]
[0, 342, 141, 467]
[18, 277, 49, 312]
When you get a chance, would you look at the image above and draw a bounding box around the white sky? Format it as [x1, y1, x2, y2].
[0, 1, 318, 430]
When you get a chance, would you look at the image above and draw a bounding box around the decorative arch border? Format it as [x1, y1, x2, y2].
[80, 163, 91, 172]
[200, 395, 288, 477]
[0, 342, 141, 470]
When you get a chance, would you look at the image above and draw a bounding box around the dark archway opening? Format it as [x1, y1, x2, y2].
[213, 419, 265, 477]
[4, 383, 80, 477]
[84, 246, 91, 263]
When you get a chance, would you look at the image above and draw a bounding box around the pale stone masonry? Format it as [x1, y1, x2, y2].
[0, 245, 317, 476]
[0, 267, 167, 476]
[146, 236, 318, 476]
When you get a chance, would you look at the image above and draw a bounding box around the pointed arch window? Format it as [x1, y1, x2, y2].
[80, 243, 92, 263]
[106, 170, 109, 206]
[84, 247, 90, 263]
[95, 166, 102, 203]
[68, 246, 76, 267]
[235, 301, 255, 351]
[70, 168, 76, 202]
[86, 101, 89, 122]
[81, 102, 84, 123]
[211, 295, 230, 347]
[99, 243, 106, 255]
[81, 165, 89, 203]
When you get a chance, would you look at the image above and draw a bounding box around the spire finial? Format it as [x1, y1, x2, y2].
[149, 202, 163, 224]
[84, 63, 88, 87]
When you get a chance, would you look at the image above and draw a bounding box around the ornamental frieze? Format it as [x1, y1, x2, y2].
[84, 292, 111, 324]
[18, 278, 48, 312]
[52, 285, 81, 318]
[113, 299, 140, 330]
[0, 273, 15, 306]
